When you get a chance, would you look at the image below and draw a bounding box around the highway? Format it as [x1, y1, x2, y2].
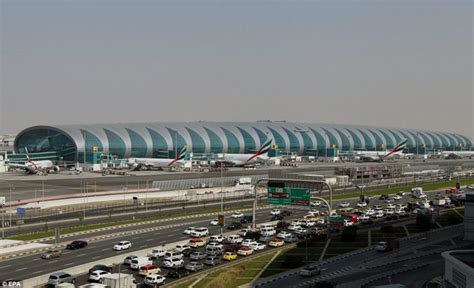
[0, 208, 308, 282]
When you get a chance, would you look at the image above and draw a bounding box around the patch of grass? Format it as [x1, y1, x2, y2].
[174, 279, 197, 288]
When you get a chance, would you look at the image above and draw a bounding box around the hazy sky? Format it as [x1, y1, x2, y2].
[1, 0, 473, 139]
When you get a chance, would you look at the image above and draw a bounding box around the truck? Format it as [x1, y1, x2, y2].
[102, 273, 136, 288]
[411, 187, 427, 199]
[235, 177, 252, 186]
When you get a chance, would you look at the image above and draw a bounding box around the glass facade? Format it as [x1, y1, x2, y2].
[14, 122, 473, 163]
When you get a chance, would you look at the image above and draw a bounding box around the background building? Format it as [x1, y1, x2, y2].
[13, 121, 473, 164]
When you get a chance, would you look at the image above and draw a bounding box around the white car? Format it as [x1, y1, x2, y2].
[123, 255, 138, 265]
[396, 204, 407, 210]
[374, 211, 384, 218]
[343, 219, 353, 227]
[387, 204, 396, 209]
[291, 220, 304, 226]
[339, 202, 351, 208]
[227, 235, 243, 244]
[209, 235, 224, 243]
[175, 244, 191, 253]
[288, 224, 301, 231]
[310, 201, 322, 207]
[239, 228, 251, 237]
[270, 209, 281, 215]
[383, 209, 394, 215]
[365, 209, 375, 216]
[89, 270, 111, 282]
[277, 231, 292, 239]
[231, 212, 244, 218]
[190, 227, 209, 237]
[392, 195, 402, 200]
[396, 209, 406, 216]
[241, 239, 257, 247]
[210, 219, 219, 226]
[113, 241, 131, 251]
[144, 274, 166, 286]
[356, 202, 367, 208]
[250, 243, 266, 251]
[295, 227, 308, 234]
[148, 249, 166, 259]
[183, 227, 196, 235]
[359, 214, 370, 221]
[206, 242, 224, 250]
[162, 257, 184, 268]
[467, 185, 474, 190]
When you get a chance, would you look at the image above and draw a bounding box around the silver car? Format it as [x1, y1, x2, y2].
[185, 261, 204, 272]
[204, 256, 221, 266]
[190, 251, 207, 261]
[47, 272, 75, 286]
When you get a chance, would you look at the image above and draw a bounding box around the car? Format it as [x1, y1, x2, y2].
[288, 224, 301, 231]
[113, 241, 131, 251]
[284, 234, 299, 243]
[277, 231, 292, 239]
[239, 228, 252, 237]
[356, 202, 367, 208]
[365, 209, 375, 215]
[175, 244, 191, 253]
[89, 270, 111, 282]
[361, 219, 374, 225]
[294, 227, 308, 235]
[162, 257, 184, 268]
[89, 264, 112, 274]
[281, 210, 293, 216]
[384, 198, 394, 203]
[259, 234, 273, 243]
[144, 274, 166, 286]
[226, 222, 243, 230]
[237, 246, 253, 256]
[240, 215, 253, 224]
[231, 212, 244, 218]
[225, 244, 241, 253]
[375, 241, 392, 252]
[250, 242, 266, 251]
[226, 234, 244, 244]
[271, 214, 284, 221]
[66, 240, 88, 250]
[339, 201, 351, 208]
[190, 227, 209, 237]
[241, 239, 258, 247]
[383, 209, 394, 215]
[41, 249, 62, 259]
[379, 195, 389, 200]
[206, 242, 224, 251]
[189, 238, 206, 248]
[123, 255, 138, 265]
[269, 238, 285, 247]
[359, 214, 370, 221]
[209, 235, 224, 243]
[343, 219, 353, 227]
[204, 256, 221, 266]
[397, 191, 407, 196]
[166, 267, 190, 279]
[190, 251, 207, 260]
[148, 248, 166, 259]
[210, 219, 219, 226]
[183, 227, 196, 235]
[387, 203, 396, 209]
[310, 201, 322, 207]
[374, 211, 385, 218]
[185, 261, 204, 272]
[138, 264, 161, 276]
[467, 185, 474, 190]
[392, 195, 402, 200]
[299, 264, 321, 277]
[446, 188, 458, 194]
[47, 272, 76, 286]
[270, 209, 281, 215]
[223, 251, 238, 260]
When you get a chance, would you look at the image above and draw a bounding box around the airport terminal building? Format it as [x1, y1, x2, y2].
[13, 122, 473, 163]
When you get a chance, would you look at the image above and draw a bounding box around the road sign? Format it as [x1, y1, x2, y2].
[16, 208, 25, 217]
[218, 214, 225, 226]
[267, 187, 310, 206]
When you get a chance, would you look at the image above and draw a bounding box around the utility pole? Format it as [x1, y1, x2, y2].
[220, 162, 224, 235]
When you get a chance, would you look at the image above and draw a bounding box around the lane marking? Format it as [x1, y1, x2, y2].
[0, 264, 12, 269]
[65, 262, 75, 266]
[15, 267, 27, 272]
[146, 239, 154, 242]
[77, 253, 86, 257]
[49, 260, 58, 263]
[92, 256, 101, 260]
[101, 248, 109, 251]
[32, 270, 43, 274]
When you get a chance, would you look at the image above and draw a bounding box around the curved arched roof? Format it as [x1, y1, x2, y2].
[14, 122, 473, 160]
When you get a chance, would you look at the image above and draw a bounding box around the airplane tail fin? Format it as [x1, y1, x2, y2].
[25, 147, 31, 161]
[247, 138, 273, 162]
[177, 145, 187, 160]
[384, 139, 407, 158]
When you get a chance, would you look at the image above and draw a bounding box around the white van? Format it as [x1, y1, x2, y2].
[164, 251, 183, 260]
[260, 227, 276, 236]
[130, 256, 153, 270]
[258, 223, 274, 230]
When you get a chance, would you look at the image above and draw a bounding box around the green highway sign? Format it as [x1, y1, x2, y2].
[267, 187, 310, 206]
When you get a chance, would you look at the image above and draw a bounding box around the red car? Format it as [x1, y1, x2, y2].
[281, 210, 293, 217]
[446, 188, 458, 194]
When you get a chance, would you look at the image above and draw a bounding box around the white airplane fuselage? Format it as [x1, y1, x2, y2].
[128, 158, 185, 170]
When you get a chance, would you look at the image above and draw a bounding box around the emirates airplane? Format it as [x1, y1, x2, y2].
[128, 146, 187, 170]
[212, 138, 273, 167]
[7, 149, 60, 175]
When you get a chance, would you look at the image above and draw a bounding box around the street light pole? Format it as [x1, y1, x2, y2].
[220, 163, 224, 235]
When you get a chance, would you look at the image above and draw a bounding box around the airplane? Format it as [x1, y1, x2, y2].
[128, 146, 188, 170]
[211, 138, 273, 167]
[7, 149, 60, 175]
[355, 139, 408, 162]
